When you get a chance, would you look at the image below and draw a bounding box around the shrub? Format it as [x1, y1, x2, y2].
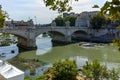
[44, 59, 78, 80]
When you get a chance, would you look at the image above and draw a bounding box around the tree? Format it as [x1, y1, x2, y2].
[43, 0, 78, 13]
[81, 60, 110, 80]
[53, 16, 64, 26]
[52, 15, 76, 26]
[90, 13, 106, 31]
[101, 0, 120, 20]
[44, 59, 78, 80]
[64, 16, 76, 26]
[109, 68, 119, 80]
[0, 5, 8, 28]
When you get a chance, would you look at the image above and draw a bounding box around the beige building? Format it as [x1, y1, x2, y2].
[75, 11, 99, 27]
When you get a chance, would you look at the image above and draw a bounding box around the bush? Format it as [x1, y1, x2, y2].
[44, 59, 78, 80]
[81, 60, 119, 80]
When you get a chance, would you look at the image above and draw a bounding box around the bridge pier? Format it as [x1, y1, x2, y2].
[17, 38, 36, 49]
[65, 35, 72, 42]
[26, 39, 36, 48]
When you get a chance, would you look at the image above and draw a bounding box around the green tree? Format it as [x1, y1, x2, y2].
[109, 68, 119, 80]
[53, 16, 64, 26]
[64, 16, 76, 26]
[43, 0, 78, 13]
[90, 13, 106, 31]
[81, 60, 110, 80]
[53, 16, 76, 26]
[101, 0, 120, 20]
[100, 0, 120, 50]
[0, 5, 8, 28]
[44, 59, 78, 80]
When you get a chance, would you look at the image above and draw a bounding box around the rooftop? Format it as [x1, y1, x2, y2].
[0, 60, 24, 80]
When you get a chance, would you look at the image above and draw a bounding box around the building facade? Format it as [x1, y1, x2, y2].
[5, 19, 34, 29]
[75, 11, 99, 27]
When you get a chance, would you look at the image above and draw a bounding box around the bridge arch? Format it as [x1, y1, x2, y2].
[35, 30, 66, 41]
[48, 31, 66, 41]
[0, 32, 30, 48]
[71, 30, 90, 41]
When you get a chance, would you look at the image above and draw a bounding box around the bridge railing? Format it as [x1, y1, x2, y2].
[2, 26, 120, 31]
[3, 26, 86, 29]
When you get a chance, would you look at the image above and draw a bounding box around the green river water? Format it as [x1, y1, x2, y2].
[18, 42, 120, 69]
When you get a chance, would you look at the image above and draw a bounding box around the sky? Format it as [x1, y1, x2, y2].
[0, 0, 111, 24]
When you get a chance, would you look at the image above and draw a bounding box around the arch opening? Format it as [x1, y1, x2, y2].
[35, 32, 52, 55]
[71, 30, 90, 42]
[36, 31, 65, 41]
[48, 31, 65, 41]
[35, 31, 66, 55]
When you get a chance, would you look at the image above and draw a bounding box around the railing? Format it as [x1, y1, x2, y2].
[3, 26, 89, 30]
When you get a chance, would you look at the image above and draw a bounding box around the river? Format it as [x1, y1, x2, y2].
[18, 35, 120, 70]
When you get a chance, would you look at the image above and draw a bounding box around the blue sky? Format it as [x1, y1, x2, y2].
[0, 0, 111, 24]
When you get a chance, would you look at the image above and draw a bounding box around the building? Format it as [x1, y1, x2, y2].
[5, 19, 34, 29]
[0, 60, 24, 80]
[75, 11, 99, 27]
[63, 12, 77, 18]
[62, 11, 99, 28]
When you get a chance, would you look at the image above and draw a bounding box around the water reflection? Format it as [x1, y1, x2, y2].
[36, 34, 52, 55]
[70, 56, 88, 69]
[70, 56, 120, 70]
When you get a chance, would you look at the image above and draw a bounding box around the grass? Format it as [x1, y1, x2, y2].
[8, 57, 47, 71]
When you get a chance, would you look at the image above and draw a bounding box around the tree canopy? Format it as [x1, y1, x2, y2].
[53, 15, 76, 26]
[44, 59, 78, 80]
[53, 16, 64, 26]
[0, 5, 8, 28]
[81, 60, 119, 80]
[90, 13, 106, 30]
[101, 0, 120, 20]
[43, 0, 78, 13]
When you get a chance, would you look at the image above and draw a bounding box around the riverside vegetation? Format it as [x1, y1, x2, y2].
[0, 33, 11, 46]
[24, 59, 119, 80]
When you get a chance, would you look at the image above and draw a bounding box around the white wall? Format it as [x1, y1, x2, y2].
[0, 44, 19, 60]
[8, 74, 24, 80]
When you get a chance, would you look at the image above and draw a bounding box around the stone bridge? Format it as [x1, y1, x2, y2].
[0, 26, 119, 48]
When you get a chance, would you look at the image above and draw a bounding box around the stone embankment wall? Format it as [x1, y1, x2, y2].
[0, 44, 18, 60]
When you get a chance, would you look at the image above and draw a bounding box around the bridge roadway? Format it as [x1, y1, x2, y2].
[0, 26, 119, 48]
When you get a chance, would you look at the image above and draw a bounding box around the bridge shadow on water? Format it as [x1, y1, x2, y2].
[18, 38, 112, 53]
